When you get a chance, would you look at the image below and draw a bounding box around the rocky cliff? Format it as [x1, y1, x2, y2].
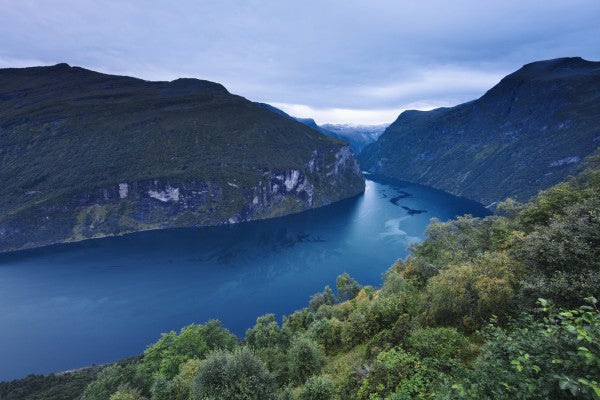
[360, 57, 600, 206]
[0, 64, 364, 252]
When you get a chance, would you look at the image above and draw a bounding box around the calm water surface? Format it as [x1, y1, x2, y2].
[0, 176, 489, 380]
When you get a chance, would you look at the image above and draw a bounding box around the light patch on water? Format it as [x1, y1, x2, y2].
[380, 217, 421, 244]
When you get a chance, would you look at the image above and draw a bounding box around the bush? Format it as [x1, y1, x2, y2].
[336, 273, 361, 301]
[287, 337, 325, 384]
[82, 364, 140, 400]
[426, 251, 521, 330]
[357, 348, 437, 399]
[193, 347, 275, 400]
[309, 286, 336, 311]
[307, 317, 343, 353]
[407, 327, 470, 362]
[109, 385, 146, 400]
[454, 299, 600, 399]
[140, 321, 236, 381]
[299, 375, 335, 400]
[170, 359, 201, 400]
[245, 314, 287, 349]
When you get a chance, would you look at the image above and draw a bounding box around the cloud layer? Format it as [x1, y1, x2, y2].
[1, 0, 599, 124]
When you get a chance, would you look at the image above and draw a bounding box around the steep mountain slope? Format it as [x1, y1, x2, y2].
[360, 57, 600, 206]
[0, 64, 364, 252]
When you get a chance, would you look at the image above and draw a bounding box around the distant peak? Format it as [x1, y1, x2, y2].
[51, 63, 72, 69]
[514, 57, 598, 76]
[160, 77, 228, 97]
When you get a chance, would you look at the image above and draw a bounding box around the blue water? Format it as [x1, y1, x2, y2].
[0, 176, 489, 380]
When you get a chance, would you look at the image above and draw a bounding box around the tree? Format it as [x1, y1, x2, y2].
[307, 317, 343, 352]
[287, 337, 325, 384]
[426, 251, 521, 330]
[299, 375, 335, 400]
[245, 314, 287, 349]
[82, 364, 139, 400]
[109, 385, 146, 400]
[336, 273, 361, 301]
[193, 347, 275, 400]
[309, 286, 336, 311]
[139, 321, 236, 381]
[357, 348, 437, 400]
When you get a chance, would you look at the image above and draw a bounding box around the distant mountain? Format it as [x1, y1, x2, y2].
[360, 57, 600, 206]
[320, 123, 387, 154]
[0, 64, 364, 252]
[255, 104, 387, 154]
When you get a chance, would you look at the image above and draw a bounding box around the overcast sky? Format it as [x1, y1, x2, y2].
[1, 0, 599, 124]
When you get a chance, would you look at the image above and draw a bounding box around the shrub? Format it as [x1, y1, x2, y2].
[426, 251, 521, 330]
[193, 347, 275, 400]
[307, 317, 343, 353]
[82, 364, 139, 400]
[357, 348, 437, 399]
[453, 299, 600, 399]
[245, 313, 287, 349]
[287, 337, 325, 384]
[309, 286, 336, 311]
[140, 321, 236, 381]
[407, 327, 471, 362]
[299, 375, 335, 400]
[109, 385, 146, 400]
[336, 273, 361, 301]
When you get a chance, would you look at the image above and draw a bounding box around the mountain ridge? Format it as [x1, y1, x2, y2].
[0, 64, 365, 252]
[359, 57, 600, 205]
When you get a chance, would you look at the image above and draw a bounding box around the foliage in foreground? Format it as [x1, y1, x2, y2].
[5, 157, 600, 400]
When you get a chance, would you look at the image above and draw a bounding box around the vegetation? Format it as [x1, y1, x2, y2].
[359, 57, 600, 205]
[0, 64, 364, 252]
[3, 156, 599, 399]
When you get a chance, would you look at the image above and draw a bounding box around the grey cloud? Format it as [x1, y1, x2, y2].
[0, 0, 599, 123]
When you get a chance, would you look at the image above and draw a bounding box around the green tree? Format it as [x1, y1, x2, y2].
[109, 385, 146, 400]
[287, 337, 325, 384]
[307, 317, 343, 353]
[309, 285, 336, 311]
[140, 321, 236, 381]
[336, 273, 361, 301]
[357, 347, 438, 400]
[82, 364, 139, 400]
[426, 251, 521, 330]
[299, 375, 335, 400]
[245, 314, 287, 349]
[193, 347, 275, 400]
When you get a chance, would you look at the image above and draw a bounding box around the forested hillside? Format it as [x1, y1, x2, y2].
[3, 153, 599, 400]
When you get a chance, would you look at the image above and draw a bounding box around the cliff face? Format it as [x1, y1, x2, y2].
[0, 64, 364, 252]
[360, 57, 600, 206]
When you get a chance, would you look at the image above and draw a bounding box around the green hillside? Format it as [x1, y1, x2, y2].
[0, 64, 364, 252]
[360, 57, 600, 206]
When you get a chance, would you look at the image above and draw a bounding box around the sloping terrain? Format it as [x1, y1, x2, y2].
[360, 57, 600, 205]
[0, 64, 364, 252]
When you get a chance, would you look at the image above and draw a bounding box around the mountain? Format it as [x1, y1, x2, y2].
[359, 57, 600, 206]
[255, 104, 387, 154]
[0, 64, 364, 252]
[320, 123, 387, 153]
